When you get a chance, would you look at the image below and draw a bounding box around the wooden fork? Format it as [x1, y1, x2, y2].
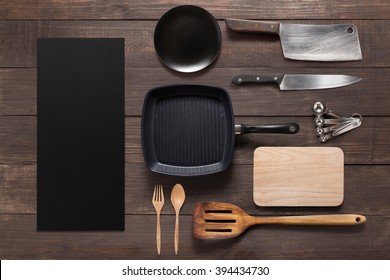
[152, 184, 164, 255]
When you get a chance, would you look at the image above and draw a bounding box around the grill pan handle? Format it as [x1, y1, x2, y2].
[235, 123, 300, 135]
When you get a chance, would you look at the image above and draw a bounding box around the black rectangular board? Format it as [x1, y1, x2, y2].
[37, 38, 125, 230]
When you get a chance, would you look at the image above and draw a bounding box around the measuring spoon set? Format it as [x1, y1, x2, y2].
[312, 101, 362, 142]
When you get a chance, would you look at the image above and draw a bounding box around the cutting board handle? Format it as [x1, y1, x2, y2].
[249, 214, 366, 226]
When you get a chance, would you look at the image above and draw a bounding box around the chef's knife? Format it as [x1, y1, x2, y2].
[232, 74, 362, 90]
[225, 18, 362, 61]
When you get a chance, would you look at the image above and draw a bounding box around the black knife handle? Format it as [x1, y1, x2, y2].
[225, 18, 280, 34]
[237, 123, 300, 135]
[232, 74, 284, 86]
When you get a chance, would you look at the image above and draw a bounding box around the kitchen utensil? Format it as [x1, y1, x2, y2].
[171, 184, 186, 255]
[152, 184, 165, 255]
[312, 101, 351, 119]
[253, 147, 344, 206]
[193, 202, 366, 240]
[141, 84, 299, 176]
[154, 5, 221, 73]
[314, 115, 352, 126]
[225, 18, 362, 61]
[232, 74, 361, 90]
[311, 101, 362, 143]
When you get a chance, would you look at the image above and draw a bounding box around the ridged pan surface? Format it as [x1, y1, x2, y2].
[142, 85, 235, 176]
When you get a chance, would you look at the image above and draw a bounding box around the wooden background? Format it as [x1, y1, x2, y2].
[1, 0, 389, 259]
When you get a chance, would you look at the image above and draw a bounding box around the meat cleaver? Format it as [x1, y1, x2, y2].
[225, 18, 362, 61]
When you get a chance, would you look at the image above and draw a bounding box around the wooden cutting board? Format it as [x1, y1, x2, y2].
[253, 147, 344, 207]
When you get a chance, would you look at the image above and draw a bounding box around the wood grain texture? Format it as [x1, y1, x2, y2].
[0, 0, 38, 20]
[1, 0, 390, 260]
[0, 69, 36, 115]
[2, 20, 390, 68]
[0, 116, 36, 163]
[1, 164, 390, 217]
[253, 147, 344, 206]
[32, 1, 390, 20]
[0, 21, 38, 67]
[3, 67, 390, 117]
[0, 116, 389, 165]
[0, 214, 388, 259]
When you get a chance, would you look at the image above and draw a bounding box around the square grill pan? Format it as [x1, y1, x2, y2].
[142, 85, 235, 176]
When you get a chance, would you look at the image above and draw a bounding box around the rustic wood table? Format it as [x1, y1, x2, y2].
[1, 0, 389, 259]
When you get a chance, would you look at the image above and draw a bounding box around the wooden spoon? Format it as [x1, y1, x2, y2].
[193, 202, 366, 240]
[171, 184, 186, 255]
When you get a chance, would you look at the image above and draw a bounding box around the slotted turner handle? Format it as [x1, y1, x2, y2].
[248, 214, 366, 226]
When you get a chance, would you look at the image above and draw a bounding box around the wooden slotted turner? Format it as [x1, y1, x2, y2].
[193, 202, 366, 240]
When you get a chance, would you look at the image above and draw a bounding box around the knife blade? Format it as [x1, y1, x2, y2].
[225, 18, 362, 61]
[231, 74, 362, 90]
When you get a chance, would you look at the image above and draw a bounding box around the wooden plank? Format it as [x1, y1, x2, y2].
[128, 116, 390, 165]
[2, 67, 390, 117]
[33, 0, 390, 20]
[0, 0, 37, 20]
[0, 116, 36, 163]
[0, 116, 389, 164]
[127, 67, 390, 117]
[0, 69, 36, 115]
[0, 214, 388, 259]
[1, 1, 386, 21]
[0, 164, 35, 214]
[1, 163, 389, 216]
[2, 20, 390, 68]
[233, 116, 390, 165]
[0, 21, 38, 67]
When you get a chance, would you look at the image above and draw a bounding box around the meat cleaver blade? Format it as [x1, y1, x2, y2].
[225, 18, 362, 61]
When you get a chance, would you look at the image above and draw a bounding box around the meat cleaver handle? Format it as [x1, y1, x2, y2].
[236, 123, 300, 135]
[232, 74, 284, 85]
[225, 18, 280, 34]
